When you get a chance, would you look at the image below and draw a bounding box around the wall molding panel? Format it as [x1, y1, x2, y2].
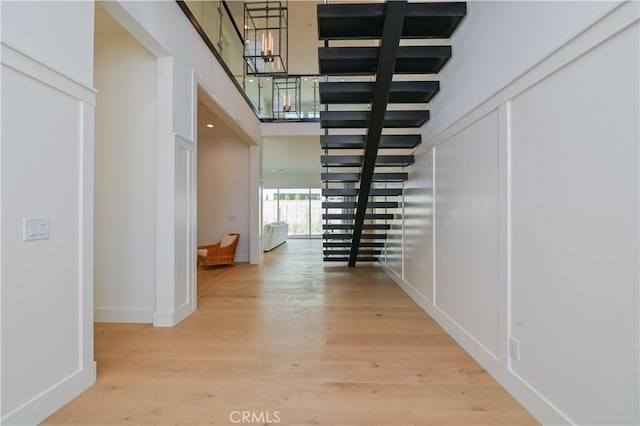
[174, 135, 196, 325]
[1, 39, 96, 424]
[1, 40, 96, 105]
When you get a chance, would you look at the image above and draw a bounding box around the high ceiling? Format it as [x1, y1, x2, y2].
[97, 1, 384, 177]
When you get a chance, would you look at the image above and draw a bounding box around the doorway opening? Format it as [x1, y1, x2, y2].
[93, 4, 158, 324]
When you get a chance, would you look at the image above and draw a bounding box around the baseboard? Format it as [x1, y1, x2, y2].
[174, 301, 195, 325]
[379, 262, 568, 425]
[1, 362, 96, 426]
[153, 310, 176, 327]
[94, 307, 154, 323]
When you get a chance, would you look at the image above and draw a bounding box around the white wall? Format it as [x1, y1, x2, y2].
[424, 1, 618, 141]
[434, 112, 501, 358]
[383, 2, 639, 425]
[99, 1, 262, 326]
[1, 1, 96, 424]
[94, 29, 157, 323]
[198, 136, 251, 262]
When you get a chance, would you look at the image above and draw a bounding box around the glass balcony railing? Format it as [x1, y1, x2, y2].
[178, 1, 320, 122]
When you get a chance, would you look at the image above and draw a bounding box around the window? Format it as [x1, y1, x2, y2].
[263, 188, 322, 238]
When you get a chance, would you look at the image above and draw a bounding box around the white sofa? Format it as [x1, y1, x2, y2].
[263, 222, 288, 251]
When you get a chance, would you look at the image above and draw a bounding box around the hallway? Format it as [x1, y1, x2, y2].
[44, 239, 537, 425]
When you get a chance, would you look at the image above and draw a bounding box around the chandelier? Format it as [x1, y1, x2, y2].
[243, 1, 288, 75]
[272, 76, 300, 119]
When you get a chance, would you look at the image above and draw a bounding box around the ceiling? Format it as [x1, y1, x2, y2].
[197, 100, 236, 138]
[95, 4, 125, 34]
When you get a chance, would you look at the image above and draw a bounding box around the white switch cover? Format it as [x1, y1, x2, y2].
[24, 218, 49, 241]
[509, 337, 520, 361]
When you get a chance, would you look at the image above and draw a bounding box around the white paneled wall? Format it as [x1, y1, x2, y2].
[509, 21, 639, 424]
[434, 111, 501, 359]
[1, 2, 96, 424]
[383, 3, 639, 425]
[174, 136, 196, 323]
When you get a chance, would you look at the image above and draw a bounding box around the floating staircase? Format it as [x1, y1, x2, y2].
[318, 1, 466, 266]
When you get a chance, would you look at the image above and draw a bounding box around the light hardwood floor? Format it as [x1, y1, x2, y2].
[44, 239, 538, 425]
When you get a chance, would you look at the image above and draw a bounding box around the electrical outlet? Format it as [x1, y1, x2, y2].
[509, 337, 520, 361]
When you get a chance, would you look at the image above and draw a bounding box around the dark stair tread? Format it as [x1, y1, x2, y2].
[319, 46, 451, 75]
[323, 233, 388, 240]
[321, 134, 421, 149]
[321, 155, 414, 167]
[323, 213, 394, 220]
[322, 188, 403, 197]
[317, 2, 467, 40]
[320, 110, 429, 128]
[321, 172, 408, 182]
[323, 257, 378, 262]
[324, 241, 385, 248]
[323, 223, 391, 230]
[322, 201, 398, 209]
[323, 188, 359, 197]
[319, 81, 440, 104]
[323, 249, 383, 256]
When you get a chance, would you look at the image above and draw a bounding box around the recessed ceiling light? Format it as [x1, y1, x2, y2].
[304, 78, 308, 81]
[249, 79, 254, 82]
[206, 123, 214, 128]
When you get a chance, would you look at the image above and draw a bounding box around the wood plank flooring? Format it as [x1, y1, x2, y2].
[43, 239, 538, 425]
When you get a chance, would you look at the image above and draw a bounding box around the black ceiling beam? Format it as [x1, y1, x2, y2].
[320, 110, 429, 128]
[321, 134, 422, 149]
[319, 81, 440, 104]
[318, 2, 467, 40]
[318, 45, 451, 75]
[349, 0, 407, 267]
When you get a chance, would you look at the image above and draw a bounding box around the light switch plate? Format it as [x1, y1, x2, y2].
[23, 217, 49, 241]
[509, 336, 520, 361]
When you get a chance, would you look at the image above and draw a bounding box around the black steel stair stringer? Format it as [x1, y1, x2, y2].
[349, 0, 407, 267]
